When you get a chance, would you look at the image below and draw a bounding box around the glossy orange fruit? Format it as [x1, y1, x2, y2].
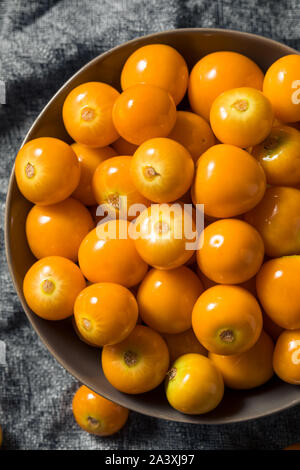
[112, 136, 138, 155]
[92, 155, 150, 220]
[165, 353, 224, 414]
[250, 125, 300, 186]
[23, 256, 86, 320]
[74, 282, 138, 347]
[102, 325, 170, 394]
[78, 219, 148, 287]
[112, 84, 176, 145]
[168, 111, 217, 162]
[263, 54, 300, 123]
[210, 87, 273, 148]
[188, 51, 264, 121]
[132, 204, 196, 270]
[197, 218, 264, 284]
[244, 186, 300, 257]
[15, 137, 80, 205]
[192, 285, 263, 355]
[26, 197, 94, 262]
[72, 385, 129, 436]
[71, 143, 117, 206]
[256, 256, 300, 330]
[273, 329, 300, 384]
[209, 330, 274, 389]
[163, 329, 207, 363]
[121, 43, 188, 105]
[262, 310, 284, 342]
[192, 144, 266, 218]
[137, 266, 204, 334]
[131, 137, 194, 203]
[62, 82, 120, 147]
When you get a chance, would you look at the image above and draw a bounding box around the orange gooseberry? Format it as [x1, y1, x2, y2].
[210, 87, 273, 148]
[132, 204, 196, 270]
[15, 137, 80, 205]
[23, 256, 86, 320]
[92, 155, 150, 220]
[209, 330, 274, 390]
[62, 82, 120, 147]
[74, 283, 138, 347]
[262, 310, 284, 342]
[71, 143, 117, 206]
[101, 325, 170, 394]
[165, 353, 224, 414]
[112, 136, 138, 155]
[244, 186, 300, 257]
[112, 84, 176, 145]
[137, 266, 204, 334]
[188, 51, 264, 121]
[197, 218, 264, 284]
[192, 144, 266, 218]
[72, 385, 129, 436]
[163, 329, 207, 363]
[168, 111, 217, 162]
[192, 285, 263, 355]
[26, 197, 94, 262]
[78, 219, 148, 287]
[131, 137, 194, 203]
[263, 54, 300, 123]
[250, 125, 300, 186]
[256, 256, 300, 330]
[273, 329, 300, 384]
[121, 43, 188, 105]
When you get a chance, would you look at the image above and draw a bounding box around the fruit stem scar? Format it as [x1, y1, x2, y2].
[41, 279, 55, 295]
[219, 329, 235, 343]
[263, 135, 279, 150]
[143, 166, 160, 180]
[167, 367, 177, 381]
[154, 221, 170, 235]
[124, 350, 138, 367]
[82, 318, 91, 331]
[25, 162, 35, 178]
[107, 193, 120, 210]
[81, 106, 95, 121]
[232, 99, 249, 112]
[87, 416, 100, 429]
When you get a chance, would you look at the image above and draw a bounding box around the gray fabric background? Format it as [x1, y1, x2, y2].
[0, 0, 300, 450]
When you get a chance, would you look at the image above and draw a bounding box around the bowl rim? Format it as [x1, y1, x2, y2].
[5, 27, 300, 425]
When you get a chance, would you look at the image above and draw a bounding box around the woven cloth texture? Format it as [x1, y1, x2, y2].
[0, 0, 300, 450]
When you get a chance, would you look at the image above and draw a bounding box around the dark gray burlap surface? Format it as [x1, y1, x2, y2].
[0, 0, 300, 450]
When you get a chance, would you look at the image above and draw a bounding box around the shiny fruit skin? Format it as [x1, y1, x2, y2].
[273, 329, 300, 384]
[188, 51, 264, 121]
[250, 125, 300, 186]
[26, 197, 94, 262]
[192, 285, 263, 355]
[23, 256, 86, 320]
[256, 256, 300, 330]
[210, 87, 273, 148]
[102, 325, 170, 394]
[132, 204, 196, 270]
[74, 283, 138, 347]
[209, 330, 274, 389]
[15, 137, 80, 205]
[197, 218, 264, 284]
[163, 329, 207, 363]
[168, 111, 217, 162]
[71, 143, 117, 206]
[192, 144, 266, 218]
[165, 353, 224, 415]
[131, 137, 194, 203]
[92, 155, 150, 220]
[72, 385, 129, 436]
[121, 43, 188, 105]
[137, 266, 204, 334]
[112, 84, 176, 145]
[78, 219, 148, 287]
[62, 82, 120, 147]
[112, 136, 138, 155]
[244, 186, 300, 257]
[263, 55, 300, 123]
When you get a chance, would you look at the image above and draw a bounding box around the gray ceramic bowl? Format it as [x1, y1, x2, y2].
[5, 28, 300, 424]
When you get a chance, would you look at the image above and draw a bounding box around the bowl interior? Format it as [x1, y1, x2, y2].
[5, 28, 299, 424]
